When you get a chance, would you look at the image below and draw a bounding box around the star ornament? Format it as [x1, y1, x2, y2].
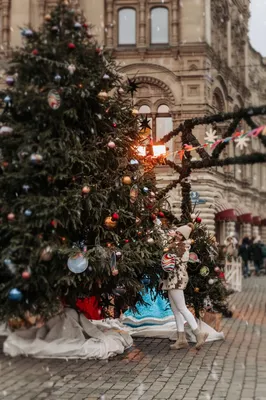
[139, 116, 152, 133]
[127, 78, 141, 97]
[235, 134, 250, 151]
[204, 128, 218, 144]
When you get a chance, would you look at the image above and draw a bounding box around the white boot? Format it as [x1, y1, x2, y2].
[193, 328, 209, 350]
[170, 331, 189, 350]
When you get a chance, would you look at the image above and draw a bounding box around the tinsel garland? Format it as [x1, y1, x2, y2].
[212, 117, 241, 159]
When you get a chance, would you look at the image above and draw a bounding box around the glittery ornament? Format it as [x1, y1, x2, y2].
[111, 213, 119, 221]
[24, 209, 32, 217]
[142, 275, 150, 286]
[22, 270, 31, 279]
[97, 90, 108, 101]
[122, 176, 132, 185]
[200, 266, 210, 276]
[4, 96, 11, 103]
[67, 254, 88, 274]
[6, 77, 14, 86]
[30, 153, 43, 165]
[132, 108, 139, 117]
[108, 141, 116, 149]
[48, 90, 61, 110]
[54, 74, 62, 83]
[82, 186, 91, 194]
[68, 42, 76, 49]
[104, 216, 117, 229]
[8, 288, 23, 301]
[7, 213, 15, 221]
[68, 64, 76, 74]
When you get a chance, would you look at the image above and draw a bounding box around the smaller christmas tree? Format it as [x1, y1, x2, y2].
[184, 217, 231, 318]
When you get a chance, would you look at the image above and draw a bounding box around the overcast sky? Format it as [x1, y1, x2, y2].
[249, 0, 266, 56]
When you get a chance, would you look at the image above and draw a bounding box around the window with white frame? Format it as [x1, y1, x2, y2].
[118, 8, 136, 45]
[150, 7, 169, 44]
[138, 104, 173, 158]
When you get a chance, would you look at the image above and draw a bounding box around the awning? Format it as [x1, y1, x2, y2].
[253, 216, 261, 226]
[235, 206, 253, 224]
[215, 199, 237, 222]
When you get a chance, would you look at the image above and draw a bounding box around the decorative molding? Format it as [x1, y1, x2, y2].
[134, 75, 175, 105]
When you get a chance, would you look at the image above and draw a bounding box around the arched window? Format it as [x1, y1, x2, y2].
[139, 105, 151, 114]
[151, 7, 169, 44]
[118, 8, 136, 45]
[212, 90, 225, 112]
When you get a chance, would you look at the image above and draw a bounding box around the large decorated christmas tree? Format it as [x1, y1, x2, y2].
[0, 1, 167, 326]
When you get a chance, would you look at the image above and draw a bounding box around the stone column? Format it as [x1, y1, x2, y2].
[225, 221, 236, 237]
[261, 226, 266, 243]
[252, 225, 259, 238]
[227, 18, 232, 67]
[243, 223, 252, 239]
[171, 0, 178, 47]
[139, 0, 146, 48]
[2, 0, 11, 48]
[105, 0, 113, 49]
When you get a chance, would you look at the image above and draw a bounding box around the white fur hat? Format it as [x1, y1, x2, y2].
[176, 224, 192, 240]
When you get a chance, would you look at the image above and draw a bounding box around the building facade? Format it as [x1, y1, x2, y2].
[1, 0, 266, 243]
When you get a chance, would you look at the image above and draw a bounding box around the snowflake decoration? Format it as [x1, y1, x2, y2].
[204, 128, 218, 144]
[235, 135, 250, 151]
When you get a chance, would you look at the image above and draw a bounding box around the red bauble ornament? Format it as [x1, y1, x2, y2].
[111, 213, 119, 221]
[83, 23, 89, 28]
[32, 49, 39, 55]
[7, 213, 15, 221]
[124, 239, 129, 244]
[158, 211, 165, 218]
[22, 271, 31, 279]
[219, 272, 225, 279]
[151, 214, 157, 221]
[68, 43, 76, 49]
[196, 217, 202, 223]
[82, 186, 91, 194]
[51, 219, 58, 228]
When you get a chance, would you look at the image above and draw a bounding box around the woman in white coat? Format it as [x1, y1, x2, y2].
[160, 223, 209, 350]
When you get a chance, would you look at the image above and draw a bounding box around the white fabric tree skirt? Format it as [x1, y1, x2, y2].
[0, 309, 224, 359]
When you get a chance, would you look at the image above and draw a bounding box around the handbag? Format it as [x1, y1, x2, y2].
[161, 253, 177, 272]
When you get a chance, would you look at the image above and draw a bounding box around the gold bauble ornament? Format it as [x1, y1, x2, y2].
[122, 176, 132, 185]
[132, 108, 139, 117]
[104, 216, 117, 229]
[97, 90, 108, 101]
[194, 287, 200, 293]
[44, 14, 51, 21]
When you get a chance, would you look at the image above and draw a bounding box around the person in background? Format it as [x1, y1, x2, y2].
[250, 237, 263, 276]
[224, 234, 238, 260]
[238, 237, 251, 278]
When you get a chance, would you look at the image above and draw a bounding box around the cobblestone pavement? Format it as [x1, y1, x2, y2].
[1, 276, 266, 400]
